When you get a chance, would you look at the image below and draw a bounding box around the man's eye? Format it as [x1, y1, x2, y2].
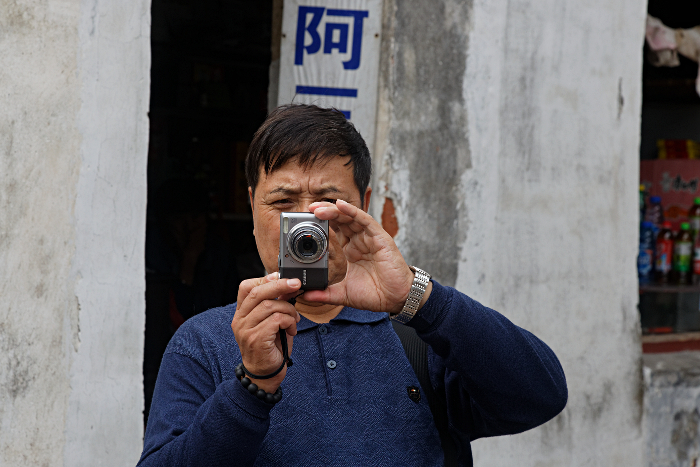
[273, 199, 292, 205]
[323, 198, 337, 204]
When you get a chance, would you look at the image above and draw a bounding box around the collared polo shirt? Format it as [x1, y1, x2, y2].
[139, 280, 568, 467]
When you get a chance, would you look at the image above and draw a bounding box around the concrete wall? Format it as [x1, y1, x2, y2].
[373, 0, 647, 464]
[0, 0, 651, 463]
[0, 0, 150, 465]
[644, 352, 700, 467]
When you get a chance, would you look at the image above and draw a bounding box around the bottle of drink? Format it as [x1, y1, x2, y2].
[655, 221, 674, 284]
[645, 196, 664, 235]
[639, 184, 646, 221]
[688, 197, 700, 240]
[638, 221, 655, 284]
[673, 222, 693, 285]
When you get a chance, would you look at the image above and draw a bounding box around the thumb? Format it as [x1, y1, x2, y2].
[300, 282, 347, 306]
[236, 272, 279, 306]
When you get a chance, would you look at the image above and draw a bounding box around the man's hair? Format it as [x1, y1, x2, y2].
[246, 104, 372, 203]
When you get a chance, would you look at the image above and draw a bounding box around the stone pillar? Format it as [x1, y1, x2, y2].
[0, 0, 150, 465]
[373, 0, 647, 464]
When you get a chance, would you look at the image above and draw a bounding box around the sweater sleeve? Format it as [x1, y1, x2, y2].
[137, 350, 272, 466]
[408, 280, 568, 444]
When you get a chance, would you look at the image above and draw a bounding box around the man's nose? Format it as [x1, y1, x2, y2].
[297, 200, 313, 213]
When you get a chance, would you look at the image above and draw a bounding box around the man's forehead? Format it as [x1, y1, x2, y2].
[257, 157, 356, 193]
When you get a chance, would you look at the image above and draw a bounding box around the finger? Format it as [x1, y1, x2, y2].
[311, 202, 365, 238]
[279, 292, 304, 322]
[236, 272, 278, 307]
[328, 221, 348, 245]
[241, 277, 301, 311]
[239, 321, 295, 381]
[243, 299, 300, 332]
[238, 278, 302, 318]
[311, 203, 355, 235]
[345, 221, 365, 234]
[300, 282, 347, 307]
[310, 203, 355, 224]
[320, 206, 364, 234]
[236, 311, 298, 364]
[309, 200, 339, 211]
[337, 223, 356, 240]
[313, 199, 384, 237]
[247, 309, 299, 337]
[335, 200, 384, 236]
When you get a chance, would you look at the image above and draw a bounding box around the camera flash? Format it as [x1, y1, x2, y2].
[283, 217, 289, 234]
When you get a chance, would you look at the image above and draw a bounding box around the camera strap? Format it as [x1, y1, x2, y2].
[280, 297, 296, 367]
[392, 321, 460, 467]
[279, 327, 293, 368]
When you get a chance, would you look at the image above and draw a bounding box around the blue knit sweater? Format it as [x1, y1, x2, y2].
[138, 280, 567, 466]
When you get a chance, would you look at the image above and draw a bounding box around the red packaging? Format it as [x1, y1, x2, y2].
[655, 221, 674, 284]
[641, 160, 700, 231]
[656, 238, 673, 273]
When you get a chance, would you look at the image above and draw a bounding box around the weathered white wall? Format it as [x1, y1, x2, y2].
[0, 0, 150, 465]
[374, 0, 647, 464]
[644, 352, 700, 466]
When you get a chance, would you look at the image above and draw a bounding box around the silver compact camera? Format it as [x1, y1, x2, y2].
[278, 212, 329, 290]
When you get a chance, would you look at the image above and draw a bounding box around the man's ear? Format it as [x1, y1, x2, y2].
[248, 186, 256, 237]
[362, 187, 372, 212]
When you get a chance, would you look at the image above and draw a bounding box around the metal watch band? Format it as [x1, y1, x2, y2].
[391, 266, 431, 324]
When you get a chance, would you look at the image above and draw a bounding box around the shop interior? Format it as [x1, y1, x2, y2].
[143, 0, 273, 421]
[640, 0, 700, 350]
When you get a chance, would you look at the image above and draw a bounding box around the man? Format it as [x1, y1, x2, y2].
[138, 104, 567, 466]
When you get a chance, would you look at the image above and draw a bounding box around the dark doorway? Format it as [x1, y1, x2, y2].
[143, 0, 273, 423]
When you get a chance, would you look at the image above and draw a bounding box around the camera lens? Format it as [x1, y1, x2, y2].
[287, 221, 327, 264]
[299, 236, 318, 256]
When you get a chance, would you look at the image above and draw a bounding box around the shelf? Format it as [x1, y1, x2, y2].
[643, 78, 700, 103]
[639, 284, 700, 293]
[642, 332, 700, 353]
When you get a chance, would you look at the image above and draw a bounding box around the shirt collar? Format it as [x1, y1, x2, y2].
[297, 307, 388, 331]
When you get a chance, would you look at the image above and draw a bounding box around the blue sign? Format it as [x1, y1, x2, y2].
[278, 0, 381, 148]
[295, 7, 369, 70]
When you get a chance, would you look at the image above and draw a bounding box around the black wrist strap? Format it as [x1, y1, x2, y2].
[240, 358, 287, 380]
[239, 297, 296, 380]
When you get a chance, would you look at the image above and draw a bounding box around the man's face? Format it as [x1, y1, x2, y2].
[249, 156, 371, 286]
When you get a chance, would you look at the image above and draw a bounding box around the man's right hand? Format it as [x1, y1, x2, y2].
[231, 273, 302, 393]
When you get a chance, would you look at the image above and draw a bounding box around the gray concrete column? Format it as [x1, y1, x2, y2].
[0, 0, 150, 465]
[373, 0, 647, 464]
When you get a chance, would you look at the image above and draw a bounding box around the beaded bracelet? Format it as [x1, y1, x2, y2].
[235, 363, 283, 405]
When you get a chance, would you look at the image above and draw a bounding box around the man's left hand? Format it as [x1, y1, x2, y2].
[304, 199, 430, 315]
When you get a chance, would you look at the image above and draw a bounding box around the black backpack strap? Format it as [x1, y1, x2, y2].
[392, 321, 459, 467]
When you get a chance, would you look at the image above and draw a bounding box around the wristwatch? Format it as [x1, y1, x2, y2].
[391, 266, 431, 324]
